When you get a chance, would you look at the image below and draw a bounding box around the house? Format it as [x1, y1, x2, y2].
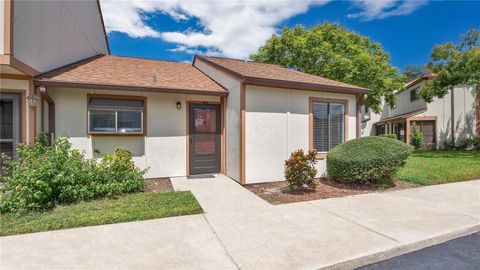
[0, 0, 109, 167]
[1, 0, 369, 184]
[360, 73, 479, 148]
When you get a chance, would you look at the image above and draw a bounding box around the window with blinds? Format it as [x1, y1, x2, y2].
[312, 101, 345, 152]
[88, 98, 144, 134]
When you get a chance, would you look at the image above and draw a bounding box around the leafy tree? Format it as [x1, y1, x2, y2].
[250, 23, 405, 112]
[403, 65, 425, 81]
[420, 29, 480, 102]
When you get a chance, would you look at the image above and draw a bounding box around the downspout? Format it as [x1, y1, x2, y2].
[450, 87, 455, 145]
[37, 86, 55, 143]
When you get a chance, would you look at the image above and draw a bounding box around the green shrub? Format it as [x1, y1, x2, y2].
[284, 149, 318, 190]
[410, 123, 424, 149]
[456, 138, 474, 150]
[327, 137, 413, 184]
[473, 136, 480, 151]
[443, 141, 455, 150]
[379, 134, 397, 140]
[0, 134, 146, 213]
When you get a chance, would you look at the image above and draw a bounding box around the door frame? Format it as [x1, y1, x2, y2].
[0, 89, 26, 144]
[186, 99, 225, 176]
[0, 92, 23, 165]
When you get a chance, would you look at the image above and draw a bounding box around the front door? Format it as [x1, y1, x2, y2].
[189, 104, 221, 175]
[396, 123, 406, 142]
[0, 93, 21, 169]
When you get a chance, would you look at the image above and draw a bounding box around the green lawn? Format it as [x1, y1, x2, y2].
[0, 191, 203, 236]
[396, 150, 480, 186]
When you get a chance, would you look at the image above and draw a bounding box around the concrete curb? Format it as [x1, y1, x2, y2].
[324, 224, 480, 270]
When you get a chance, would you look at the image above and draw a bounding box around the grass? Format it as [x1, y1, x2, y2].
[0, 191, 203, 236]
[396, 150, 480, 186]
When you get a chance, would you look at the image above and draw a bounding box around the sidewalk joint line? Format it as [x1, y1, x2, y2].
[201, 214, 241, 270]
[307, 201, 402, 244]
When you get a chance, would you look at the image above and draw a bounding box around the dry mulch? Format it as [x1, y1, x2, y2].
[245, 179, 418, 205]
[143, 178, 174, 193]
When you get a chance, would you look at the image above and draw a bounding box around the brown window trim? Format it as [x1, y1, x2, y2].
[86, 94, 147, 136]
[309, 97, 349, 160]
[407, 116, 437, 145]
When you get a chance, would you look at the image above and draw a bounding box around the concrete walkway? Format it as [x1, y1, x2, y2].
[1, 175, 479, 270]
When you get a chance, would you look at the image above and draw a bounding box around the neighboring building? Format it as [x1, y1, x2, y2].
[360, 74, 479, 148]
[1, 0, 369, 184]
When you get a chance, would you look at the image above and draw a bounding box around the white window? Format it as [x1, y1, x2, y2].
[311, 99, 346, 152]
[88, 97, 144, 134]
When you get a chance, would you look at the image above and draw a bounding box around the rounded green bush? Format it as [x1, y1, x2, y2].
[378, 134, 397, 140]
[327, 136, 413, 183]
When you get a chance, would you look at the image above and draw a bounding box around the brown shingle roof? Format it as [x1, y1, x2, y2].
[195, 55, 369, 94]
[375, 108, 427, 123]
[35, 55, 227, 96]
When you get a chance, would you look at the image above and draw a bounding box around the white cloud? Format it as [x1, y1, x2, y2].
[348, 0, 428, 21]
[100, 0, 428, 58]
[100, 0, 329, 58]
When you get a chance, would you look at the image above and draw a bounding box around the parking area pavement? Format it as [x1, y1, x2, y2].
[358, 233, 480, 270]
[1, 175, 479, 270]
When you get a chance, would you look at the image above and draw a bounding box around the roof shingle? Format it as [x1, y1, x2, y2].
[35, 55, 227, 95]
[195, 55, 369, 93]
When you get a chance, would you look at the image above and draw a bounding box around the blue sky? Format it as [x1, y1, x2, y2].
[102, 0, 480, 71]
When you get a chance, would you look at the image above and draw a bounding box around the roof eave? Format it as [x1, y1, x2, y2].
[196, 55, 369, 94]
[374, 108, 427, 124]
[244, 76, 369, 94]
[33, 80, 229, 97]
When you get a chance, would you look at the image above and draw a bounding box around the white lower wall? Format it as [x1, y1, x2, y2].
[48, 87, 220, 178]
[245, 85, 357, 184]
[225, 84, 241, 182]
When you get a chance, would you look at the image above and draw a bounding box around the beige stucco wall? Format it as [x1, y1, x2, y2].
[193, 58, 242, 182]
[415, 85, 477, 146]
[245, 85, 358, 184]
[13, 0, 108, 72]
[360, 104, 381, 136]
[388, 86, 426, 117]
[47, 87, 220, 178]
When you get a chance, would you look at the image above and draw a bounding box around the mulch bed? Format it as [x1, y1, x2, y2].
[143, 178, 174, 193]
[245, 179, 418, 205]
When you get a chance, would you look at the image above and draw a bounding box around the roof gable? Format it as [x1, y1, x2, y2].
[195, 55, 369, 94]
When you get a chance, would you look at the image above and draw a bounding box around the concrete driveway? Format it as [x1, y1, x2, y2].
[1, 175, 479, 270]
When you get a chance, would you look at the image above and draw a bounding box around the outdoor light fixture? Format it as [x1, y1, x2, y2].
[176, 101, 182, 110]
[26, 92, 39, 107]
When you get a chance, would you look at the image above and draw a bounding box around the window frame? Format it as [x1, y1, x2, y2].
[362, 104, 371, 122]
[410, 87, 420, 102]
[87, 94, 147, 136]
[309, 97, 348, 159]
